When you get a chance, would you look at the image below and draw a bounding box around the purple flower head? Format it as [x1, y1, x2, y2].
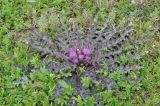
[82, 48, 92, 56]
[85, 56, 91, 61]
[71, 58, 79, 64]
[69, 51, 77, 59]
[67, 47, 92, 65]
[78, 54, 85, 61]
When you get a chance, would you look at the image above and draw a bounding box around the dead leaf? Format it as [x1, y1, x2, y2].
[32, 82, 42, 88]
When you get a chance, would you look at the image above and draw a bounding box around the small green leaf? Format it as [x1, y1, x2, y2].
[120, 55, 128, 64]
[79, 66, 85, 73]
[64, 86, 73, 95]
[103, 47, 109, 52]
[74, 95, 84, 106]
[30, 54, 39, 66]
[81, 77, 90, 88]
[58, 80, 69, 88]
[85, 97, 95, 106]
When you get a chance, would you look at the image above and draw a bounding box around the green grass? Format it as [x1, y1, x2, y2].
[0, 0, 160, 105]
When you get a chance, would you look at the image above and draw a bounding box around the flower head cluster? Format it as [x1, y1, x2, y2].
[68, 48, 92, 64]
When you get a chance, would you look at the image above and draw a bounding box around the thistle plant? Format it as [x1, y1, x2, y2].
[20, 19, 142, 105]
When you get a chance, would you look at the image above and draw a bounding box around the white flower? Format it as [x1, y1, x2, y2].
[131, 0, 135, 3]
[145, 51, 149, 54]
[26, 41, 29, 44]
[129, 22, 132, 26]
[152, 45, 155, 47]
